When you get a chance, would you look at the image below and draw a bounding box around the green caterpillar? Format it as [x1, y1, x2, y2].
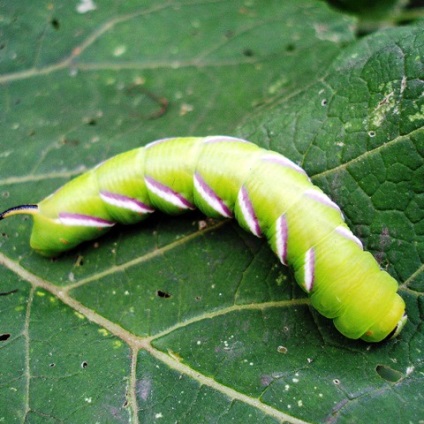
[0, 136, 407, 342]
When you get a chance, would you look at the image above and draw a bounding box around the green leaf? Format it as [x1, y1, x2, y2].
[0, 1, 422, 423]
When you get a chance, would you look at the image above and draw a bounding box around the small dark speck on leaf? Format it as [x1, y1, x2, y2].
[2, 191, 9, 198]
[157, 290, 171, 298]
[285, 43, 296, 52]
[0, 333, 11, 341]
[243, 48, 254, 57]
[81, 361, 88, 368]
[50, 18, 60, 30]
[87, 118, 97, 126]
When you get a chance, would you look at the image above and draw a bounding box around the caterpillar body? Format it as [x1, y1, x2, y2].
[0, 136, 407, 342]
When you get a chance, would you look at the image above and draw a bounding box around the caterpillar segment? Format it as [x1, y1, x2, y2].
[0, 136, 407, 342]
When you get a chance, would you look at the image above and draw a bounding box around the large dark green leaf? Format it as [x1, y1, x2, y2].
[0, 1, 422, 423]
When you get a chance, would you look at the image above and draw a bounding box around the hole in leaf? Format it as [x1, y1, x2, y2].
[0, 333, 11, 341]
[156, 290, 171, 299]
[81, 361, 88, 369]
[376, 364, 402, 382]
[49, 363, 56, 367]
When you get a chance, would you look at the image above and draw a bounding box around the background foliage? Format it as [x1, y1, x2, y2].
[0, 1, 423, 423]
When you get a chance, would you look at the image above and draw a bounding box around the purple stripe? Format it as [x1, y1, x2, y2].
[240, 186, 262, 237]
[100, 191, 154, 213]
[59, 212, 115, 227]
[304, 248, 315, 293]
[277, 214, 288, 265]
[335, 226, 363, 249]
[145, 176, 195, 209]
[194, 172, 232, 218]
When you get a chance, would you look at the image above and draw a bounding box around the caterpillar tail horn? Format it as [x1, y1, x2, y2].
[0, 205, 39, 220]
